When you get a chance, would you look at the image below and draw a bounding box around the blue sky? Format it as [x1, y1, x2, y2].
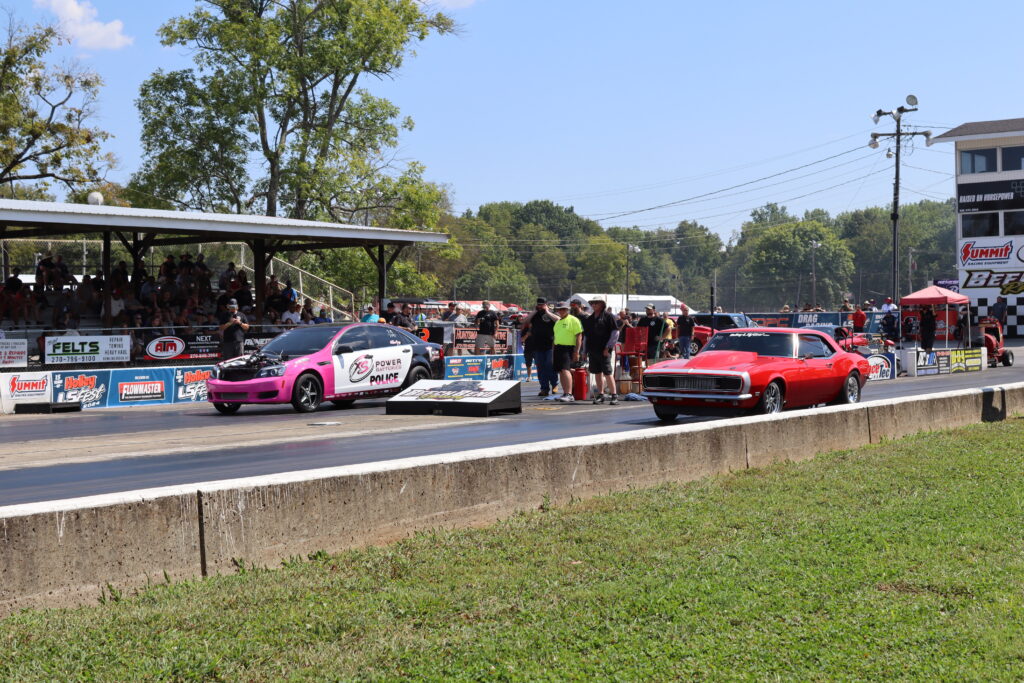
[21, 0, 1024, 240]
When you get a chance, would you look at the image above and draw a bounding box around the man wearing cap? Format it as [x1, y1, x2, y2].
[582, 296, 619, 404]
[521, 297, 560, 397]
[552, 301, 583, 402]
[218, 299, 250, 359]
[474, 300, 500, 354]
[441, 301, 458, 322]
[360, 305, 380, 323]
[636, 303, 666, 360]
[881, 297, 898, 313]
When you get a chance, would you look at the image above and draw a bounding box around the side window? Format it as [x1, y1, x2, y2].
[385, 327, 415, 345]
[715, 316, 736, 330]
[365, 326, 397, 349]
[337, 327, 371, 352]
[798, 334, 832, 358]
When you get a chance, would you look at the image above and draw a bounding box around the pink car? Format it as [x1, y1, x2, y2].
[206, 323, 443, 414]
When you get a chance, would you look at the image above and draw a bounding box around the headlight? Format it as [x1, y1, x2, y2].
[210, 365, 221, 379]
[257, 364, 286, 378]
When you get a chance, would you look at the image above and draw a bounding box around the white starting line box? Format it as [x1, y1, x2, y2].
[386, 379, 521, 417]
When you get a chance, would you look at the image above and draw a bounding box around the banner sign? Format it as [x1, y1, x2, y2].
[1, 371, 52, 409]
[866, 353, 897, 381]
[444, 355, 486, 380]
[243, 332, 278, 353]
[108, 367, 175, 407]
[485, 355, 515, 380]
[915, 348, 984, 376]
[173, 365, 214, 403]
[933, 278, 960, 292]
[957, 179, 1024, 213]
[452, 327, 513, 354]
[144, 333, 220, 361]
[52, 370, 112, 409]
[0, 339, 28, 368]
[45, 335, 130, 364]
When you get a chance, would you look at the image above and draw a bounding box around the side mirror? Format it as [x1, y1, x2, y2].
[335, 344, 353, 355]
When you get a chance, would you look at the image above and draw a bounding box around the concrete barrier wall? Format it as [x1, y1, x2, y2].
[4, 381, 1024, 616]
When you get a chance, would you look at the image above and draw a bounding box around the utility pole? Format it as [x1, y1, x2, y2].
[907, 247, 915, 292]
[624, 243, 640, 307]
[810, 240, 821, 307]
[868, 95, 933, 311]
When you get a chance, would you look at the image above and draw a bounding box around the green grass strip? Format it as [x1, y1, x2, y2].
[4, 419, 1024, 680]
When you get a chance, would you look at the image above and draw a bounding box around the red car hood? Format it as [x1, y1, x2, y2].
[647, 350, 780, 372]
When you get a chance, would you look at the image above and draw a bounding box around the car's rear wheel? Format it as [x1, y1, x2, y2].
[331, 399, 355, 408]
[653, 404, 679, 422]
[755, 381, 784, 414]
[689, 340, 701, 357]
[403, 365, 430, 388]
[1003, 350, 1014, 367]
[213, 402, 240, 415]
[833, 372, 861, 405]
[291, 374, 322, 413]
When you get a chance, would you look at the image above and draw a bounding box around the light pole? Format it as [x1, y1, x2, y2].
[868, 95, 933, 309]
[810, 240, 821, 307]
[624, 243, 640, 305]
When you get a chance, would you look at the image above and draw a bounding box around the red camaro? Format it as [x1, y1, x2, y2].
[642, 327, 870, 421]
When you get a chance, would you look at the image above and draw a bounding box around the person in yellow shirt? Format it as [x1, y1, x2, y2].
[552, 301, 583, 402]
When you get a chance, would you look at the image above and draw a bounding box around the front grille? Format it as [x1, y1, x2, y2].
[645, 374, 742, 392]
[220, 368, 258, 382]
[218, 392, 248, 400]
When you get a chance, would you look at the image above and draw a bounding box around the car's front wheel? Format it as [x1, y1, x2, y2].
[213, 402, 240, 415]
[755, 381, 784, 414]
[291, 374, 323, 413]
[689, 340, 701, 357]
[653, 404, 679, 422]
[1003, 350, 1014, 367]
[833, 372, 861, 405]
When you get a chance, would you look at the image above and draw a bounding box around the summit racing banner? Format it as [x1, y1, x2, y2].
[45, 335, 130, 364]
[173, 365, 214, 403]
[108, 368, 175, 407]
[52, 370, 111, 409]
[1, 371, 52, 412]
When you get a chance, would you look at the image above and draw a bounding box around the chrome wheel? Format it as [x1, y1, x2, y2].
[758, 381, 783, 414]
[844, 374, 861, 403]
[689, 340, 701, 357]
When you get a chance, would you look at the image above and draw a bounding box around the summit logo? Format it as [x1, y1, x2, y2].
[8, 375, 48, 397]
[961, 241, 1013, 265]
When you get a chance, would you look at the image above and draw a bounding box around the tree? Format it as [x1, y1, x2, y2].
[0, 15, 112, 193]
[134, 0, 453, 222]
[574, 234, 626, 292]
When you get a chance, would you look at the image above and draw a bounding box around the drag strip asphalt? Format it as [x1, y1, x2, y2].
[2, 367, 1021, 506]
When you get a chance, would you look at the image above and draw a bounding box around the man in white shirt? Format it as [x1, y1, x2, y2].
[281, 301, 302, 326]
[881, 297, 898, 313]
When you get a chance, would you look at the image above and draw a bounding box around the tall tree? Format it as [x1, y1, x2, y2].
[0, 15, 112, 193]
[134, 0, 452, 222]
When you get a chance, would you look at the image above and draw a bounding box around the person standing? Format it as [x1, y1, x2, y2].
[851, 304, 867, 333]
[474, 300, 500, 354]
[360, 305, 380, 323]
[676, 305, 696, 360]
[582, 296, 619, 404]
[391, 303, 416, 331]
[441, 301, 458, 321]
[991, 296, 1008, 327]
[636, 304, 666, 361]
[919, 305, 937, 352]
[552, 301, 583, 402]
[521, 298, 559, 397]
[881, 297, 898, 313]
[218, 299, 249, 359]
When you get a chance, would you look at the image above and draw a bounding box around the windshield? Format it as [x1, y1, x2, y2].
[260, 326, 341, 358]
[703, 331, 794, 357]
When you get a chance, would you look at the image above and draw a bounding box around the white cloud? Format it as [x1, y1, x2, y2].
[433, 0, 478, 8]
[34, 0, 133, 50]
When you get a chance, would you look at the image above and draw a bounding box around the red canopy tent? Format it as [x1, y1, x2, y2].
[899, 285, 968, 307]
[899, 285, 969, 348]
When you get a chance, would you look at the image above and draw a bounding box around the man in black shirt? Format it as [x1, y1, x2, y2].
[582, 296, 620, 404]
[390, 303, 415, 331]
[441, 301, 458, 321]
[381, 302, 397, 324]
[636, 304, 666, 360]
[676, 304, 697, 359]
[218, 299, 250, 359]
[474, 300, 500, 354]
[521, 297, 559, 396]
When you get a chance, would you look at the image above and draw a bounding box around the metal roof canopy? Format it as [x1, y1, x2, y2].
[933, 117, 1024, 143]
[0, 199, 449, 323]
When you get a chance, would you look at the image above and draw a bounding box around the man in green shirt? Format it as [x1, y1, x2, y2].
[553, 301, 583, 402]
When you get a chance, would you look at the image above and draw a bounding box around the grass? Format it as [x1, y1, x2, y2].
[4, 419, 1024, 680]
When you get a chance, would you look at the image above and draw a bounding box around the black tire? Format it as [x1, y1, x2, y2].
[291, 374, 322, 413]
[755, 380, 784, 415]
[1003, 350, 1014, 367]
[403, 364, 430, 389]
[331, 399, 355, 408]
[653, 404, 679, 422]
[833, 372, 861, 405]
[213, 402, 240, 415]
[689, 340, 701, 358]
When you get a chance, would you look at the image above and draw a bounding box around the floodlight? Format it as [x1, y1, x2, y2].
[868, 138, 880, 149]
[906, 94, 918, 106]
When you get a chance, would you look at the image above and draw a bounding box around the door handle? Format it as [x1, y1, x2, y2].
[402, 348, 411, 353]
[826, 363, 833, 368]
